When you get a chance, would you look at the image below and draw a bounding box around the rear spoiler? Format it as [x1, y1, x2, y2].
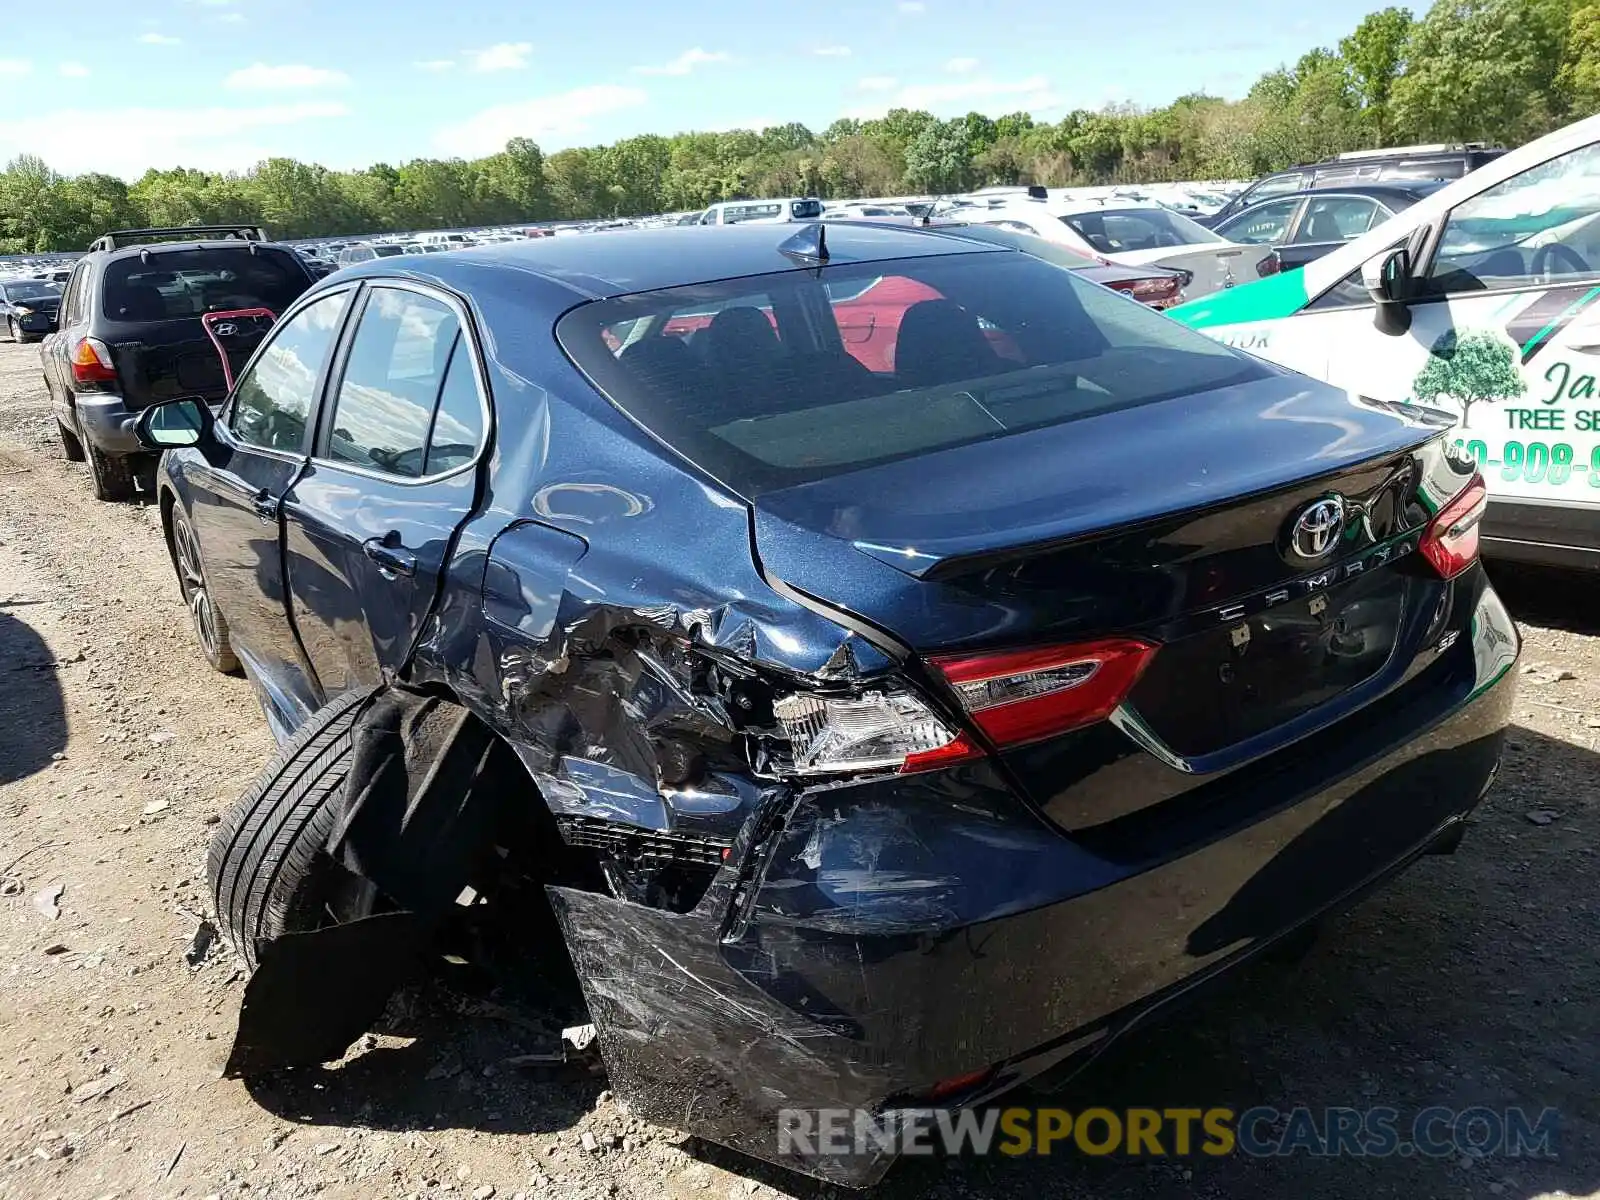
[88, 226, 269, 252]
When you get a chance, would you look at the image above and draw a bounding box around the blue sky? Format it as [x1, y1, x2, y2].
[0, 0, 1385, 179]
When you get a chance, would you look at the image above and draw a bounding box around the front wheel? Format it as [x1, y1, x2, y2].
[170, 507, 239, 673]
[6, 318, 18, 343]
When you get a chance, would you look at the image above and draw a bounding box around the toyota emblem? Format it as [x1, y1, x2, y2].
[1291, 496, 1346, 559]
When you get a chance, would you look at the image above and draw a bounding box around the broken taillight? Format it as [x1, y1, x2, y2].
[1419, 472, 1488, 580]
[70, 337, 117, 385]
[771, 638, 1158, 777]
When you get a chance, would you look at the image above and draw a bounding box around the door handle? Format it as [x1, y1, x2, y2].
[251, 489, 279, 523]
[362, 536, 417, 579]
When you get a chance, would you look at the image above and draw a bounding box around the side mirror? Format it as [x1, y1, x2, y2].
[134, 397, 213, 450]
[1361, 247, 1413, 334]
[1362, 247, 1412, 305]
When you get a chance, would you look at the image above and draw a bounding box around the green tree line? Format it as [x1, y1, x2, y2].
[3, 0, 1598, 252]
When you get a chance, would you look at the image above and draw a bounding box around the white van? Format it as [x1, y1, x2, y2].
[1171, 112, 1600, 571]
[698, 198, 825, 226]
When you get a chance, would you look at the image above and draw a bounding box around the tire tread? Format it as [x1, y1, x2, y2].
[207, 688, 374, 968]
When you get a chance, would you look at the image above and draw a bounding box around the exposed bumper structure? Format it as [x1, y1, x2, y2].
[550, 585, 1517, 1187]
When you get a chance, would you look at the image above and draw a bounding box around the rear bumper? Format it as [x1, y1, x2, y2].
[550, 580, 1519, 1187]
[1482, 494, 1600, 570]
[73, 394, 144, 455]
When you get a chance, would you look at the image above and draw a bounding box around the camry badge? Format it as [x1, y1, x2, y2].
[1291, 496, 1346, 560]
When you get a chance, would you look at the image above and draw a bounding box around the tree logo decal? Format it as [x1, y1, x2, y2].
[1412, 328, 1527, 429]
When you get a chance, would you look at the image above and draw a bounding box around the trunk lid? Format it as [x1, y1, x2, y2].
[1109, 243, 1273, 296]
[753, 374, 1454, 775]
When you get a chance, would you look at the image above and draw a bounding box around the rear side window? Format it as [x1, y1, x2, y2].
[559, 250, 1267, 496]
[102, 248, 309, 322]
[1060, 208, 1222, 253]
[323, 287, 464, 478]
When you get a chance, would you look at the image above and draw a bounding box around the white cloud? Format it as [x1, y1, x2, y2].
[945, 57, 978, 73]
[138, 33, 181, 45]
[415, 59, 456, 72]
[225, 63, 351, 90]
[0, 60, 31, 78]
[434, 84, 648, 157]
[0, 102, 350, 179]
[469, 42, 533, 72]
[898, 1, 926, 12]
[58, 62, 91, 79]
[858, 76, 898, 92]
[634, 48, 729, 76]
[216, 11, 246, 23]
[813, 45, 851, 57]
[845, 74, 1062, 119]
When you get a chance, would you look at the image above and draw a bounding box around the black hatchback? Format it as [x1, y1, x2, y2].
[134, 223, 1517, 1186]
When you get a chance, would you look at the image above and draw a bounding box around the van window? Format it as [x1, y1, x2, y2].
[790, 199, 823, 219]
[559, 250, 1266, 496]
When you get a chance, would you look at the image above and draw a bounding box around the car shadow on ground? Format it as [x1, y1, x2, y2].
[240, 978, 605, 1138]
[1488, 561, 1600, 636]
[0, 602, 67, 786]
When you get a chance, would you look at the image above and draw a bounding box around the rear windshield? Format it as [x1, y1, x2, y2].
[558, 249, 1268, 496]
[1059, 207, 1223, 253]
[102, 248, 308, 322]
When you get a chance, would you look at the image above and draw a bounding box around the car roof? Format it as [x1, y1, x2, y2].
[1224, 182, 1446, 214]
[331, 221, 1002, 299]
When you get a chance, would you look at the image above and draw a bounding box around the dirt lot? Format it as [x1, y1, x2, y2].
[2, 337, 1600, 1200]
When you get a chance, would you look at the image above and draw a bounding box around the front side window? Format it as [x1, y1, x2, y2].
[230, 290, 351, 453]
[559, 250, 1266, 496]
[1298, 196, 1381, 243]
[1426, 141, 1600, 294]
[1218, 198, 1302, 245]
[324, 288, 461, 478]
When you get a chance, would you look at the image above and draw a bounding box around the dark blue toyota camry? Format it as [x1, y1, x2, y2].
[135, 221, 1518, 1186]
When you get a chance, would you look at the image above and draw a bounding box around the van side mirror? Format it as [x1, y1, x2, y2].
[1361, 247, 1413, 334]
[135, 397, 213, 449]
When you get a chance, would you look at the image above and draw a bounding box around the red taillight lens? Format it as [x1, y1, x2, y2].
[70, 337, 117, 384]
[771, 638, 1159, 778]
[932, 638, 1159, 748]
[1106, 275, 1182, 307]
[1420, 473, 1488, 579]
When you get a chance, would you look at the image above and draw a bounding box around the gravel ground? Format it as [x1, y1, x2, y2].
[1, 337, 1599, 1200]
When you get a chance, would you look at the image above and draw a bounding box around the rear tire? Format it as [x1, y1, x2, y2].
[56, 418, 85, 462]
[208, 688, 376, 970]
[170, 507, 239, 673]
[85, 441, 137, 502]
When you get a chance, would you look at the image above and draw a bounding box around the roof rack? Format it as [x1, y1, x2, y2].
[87, 226, 269, 252]
[1323, 143, 1495, 163]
